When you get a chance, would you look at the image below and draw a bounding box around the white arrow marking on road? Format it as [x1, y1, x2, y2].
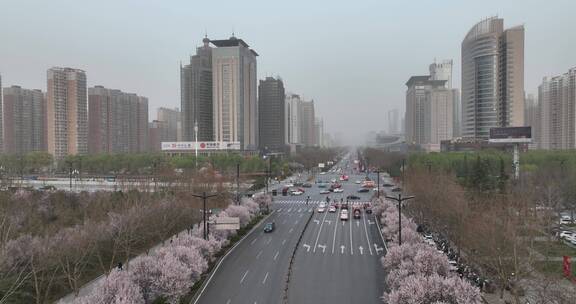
[298, 208, 302, 212]
[359, 246, 364, 255]
[250, 237, 258, 245]
[226, 299, 231, 304]
[262, 272, 269, 284]
[368, 220, 374, 225]
[282, 239, 286, 245]
[318, 244, 326, 253]
[240, 270, 249, 284]
[356, 221, 360, 227]
[374, 243, 384, 254]
[342, 221, 345, 226]
[313, 219, 320, 224]
[266, 237, 272, 245]
[303, 244, 311, 252]
[340, 245, 345, 254]
[294, 220, 299, 225]
[288, 228, 293, 233]
[256, 250, 262, 259]
[325, 220, 331, 225]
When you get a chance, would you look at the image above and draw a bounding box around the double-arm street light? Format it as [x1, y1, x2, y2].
[191, 191, 219, 240]
[385, 193, 415, 245]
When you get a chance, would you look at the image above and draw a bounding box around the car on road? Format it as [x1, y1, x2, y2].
[346, 194, 360, 200]
[331, 179, 337, 183]
[318, 183, 328, 188]
[391, 187, 402, 192]
[333, 188, 344, 193]
[560, 215, 574, 225]
[340, 209, 349, 221]
[285, 183, 294, 188]
[353, 208, 361, 219]
[317, 204, 326, 213]
[355, 180, 362, 184]
[383, 183, 394, 187]
[302, 183, 313, 188]
[559, 231, 575, 240]
[357, 188, 369, 193]
[319, 172, 326, 175]
[264, 222, 275, 233]
[290, 190, 304, 196]
[328, 205, 337, 213]
[319, 190, 330, 194]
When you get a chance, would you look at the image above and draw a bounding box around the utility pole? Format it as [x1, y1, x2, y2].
[194, 121, 198, 169]
[374, 169, 381, 198]
[191, 192, 218, 240]
[385, 193, 415, 245]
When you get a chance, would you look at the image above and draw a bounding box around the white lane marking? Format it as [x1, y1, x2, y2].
[282, 239, 286, 246]
[240, 270, 249, 284]
[262, 272, 269, 284]
[273, 251, 279, 260]
[288, 228, 293, 233]
[313, 210, 329, 253]
[342, 221, 345, 226]
[277, 208, 283, 212]
[359, 246, 364, 255]
[256, 250, 263, 259]
[266, 237, 272, 245]
[349, 217, 354, 255]
[340, 245, 345, 254]
[331, 212, 339, 254]
[362, 212, 374, 255]
[287, 208, 292, 212]
[226, 299, 231, 304]
[250, 237, 258, 245]
[298, 208, 302, 212]
[303, 244, 311, 252]
[294, 220, 299, 225]
[299, 214, 303, 218]
[356, 221, 360, 227]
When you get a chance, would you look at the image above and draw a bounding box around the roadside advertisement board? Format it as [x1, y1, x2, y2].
[489, 127, 532, 143]
[214, 217, 240, 230]
[161, 141, 241, 151]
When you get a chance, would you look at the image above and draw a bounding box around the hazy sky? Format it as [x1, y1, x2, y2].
[1, 0, 575, 145]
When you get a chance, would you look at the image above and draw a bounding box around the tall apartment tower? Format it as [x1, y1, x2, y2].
[300, 100, 316, 147]
[88, 86, 148, 154]
[314, 117, 324, 147]
[387, 109, 399, 134]
[430, 59, 461, 137]
[524, 93, 538, 149]
[181, 37, 213, 142]
[538, 68, 576, 150]
[211, 36, 258, 150]
[286, 94, 302, 144]
[3, 86, 46, 154]
[46, 67, 87, 159]
[157, 107, 180, 142]
[461, 17, 525, 139]
[258, 77, 285, 152]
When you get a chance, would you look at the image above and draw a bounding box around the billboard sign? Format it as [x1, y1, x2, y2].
[161, 141, 241, 151]
[214, 217, 240, 230]
[318, 163, 325, 168]
[489, 127, 532, 143]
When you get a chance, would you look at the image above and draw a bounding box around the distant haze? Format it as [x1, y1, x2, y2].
[1, 0, 575, 145]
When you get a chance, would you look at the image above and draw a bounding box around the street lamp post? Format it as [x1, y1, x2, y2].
[385, 193, 415, 245]
[191, 192, 218, 240]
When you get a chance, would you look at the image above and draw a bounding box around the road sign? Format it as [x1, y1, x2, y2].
[214, 217, 240, 230]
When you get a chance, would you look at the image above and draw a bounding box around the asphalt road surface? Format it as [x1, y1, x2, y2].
[194, 155, 386, 304]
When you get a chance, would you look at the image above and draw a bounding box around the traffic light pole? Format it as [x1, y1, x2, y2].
[385, 193, 415, 246]
[191, 192, 218, 240]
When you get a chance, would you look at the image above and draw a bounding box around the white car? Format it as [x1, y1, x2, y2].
[333, 188, 344, 193]
[331, 179, 337, 183]
[355, 180, 361, 184]
[317, 205, 326, 213]
[448, 260, 458, 272]
[340, 209, 349, 221]
[328, 205, 337, 213]
[559, 231, 574, 239]
[285, 183, 294, 188]
[290, 190, 304, 196]
[319, 172, 326, 175]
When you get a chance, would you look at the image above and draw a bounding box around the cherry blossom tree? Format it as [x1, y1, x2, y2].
[74, 269, 144, 304]
[223, 205, 251, 226]
[384, 273, 481, 304]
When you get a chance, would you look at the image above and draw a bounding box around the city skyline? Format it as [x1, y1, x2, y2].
[2, 1, 575, 144]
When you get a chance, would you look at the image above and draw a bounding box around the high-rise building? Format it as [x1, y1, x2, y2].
[286, 94, 302, 144]
[537, 68, 576, 150]
[429, 60, 453, 89]
[148, 120, 169, 152]
[388, 109, 399, 134]
[88, 86, 148, 154]
[314, 117, 324, 147]
[2, 86, 46, 154]
[46, 67, 87, 159]
[181, 37, 213, 142]
[258, 77, 285, 152]
[405, 75, 454, 151]
[0, 74, 3, 153]
[157, 107, 180, 142]
[524, 94, 538, 149]
[461, 17, 525, 139]
[211, 36, 258, 150]
[300, 100, 316, 147]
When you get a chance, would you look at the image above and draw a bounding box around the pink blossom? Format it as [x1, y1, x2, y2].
[74, 269, 144, 304]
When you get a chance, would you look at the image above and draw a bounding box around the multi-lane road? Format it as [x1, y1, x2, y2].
[194, 156, 386, 304]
